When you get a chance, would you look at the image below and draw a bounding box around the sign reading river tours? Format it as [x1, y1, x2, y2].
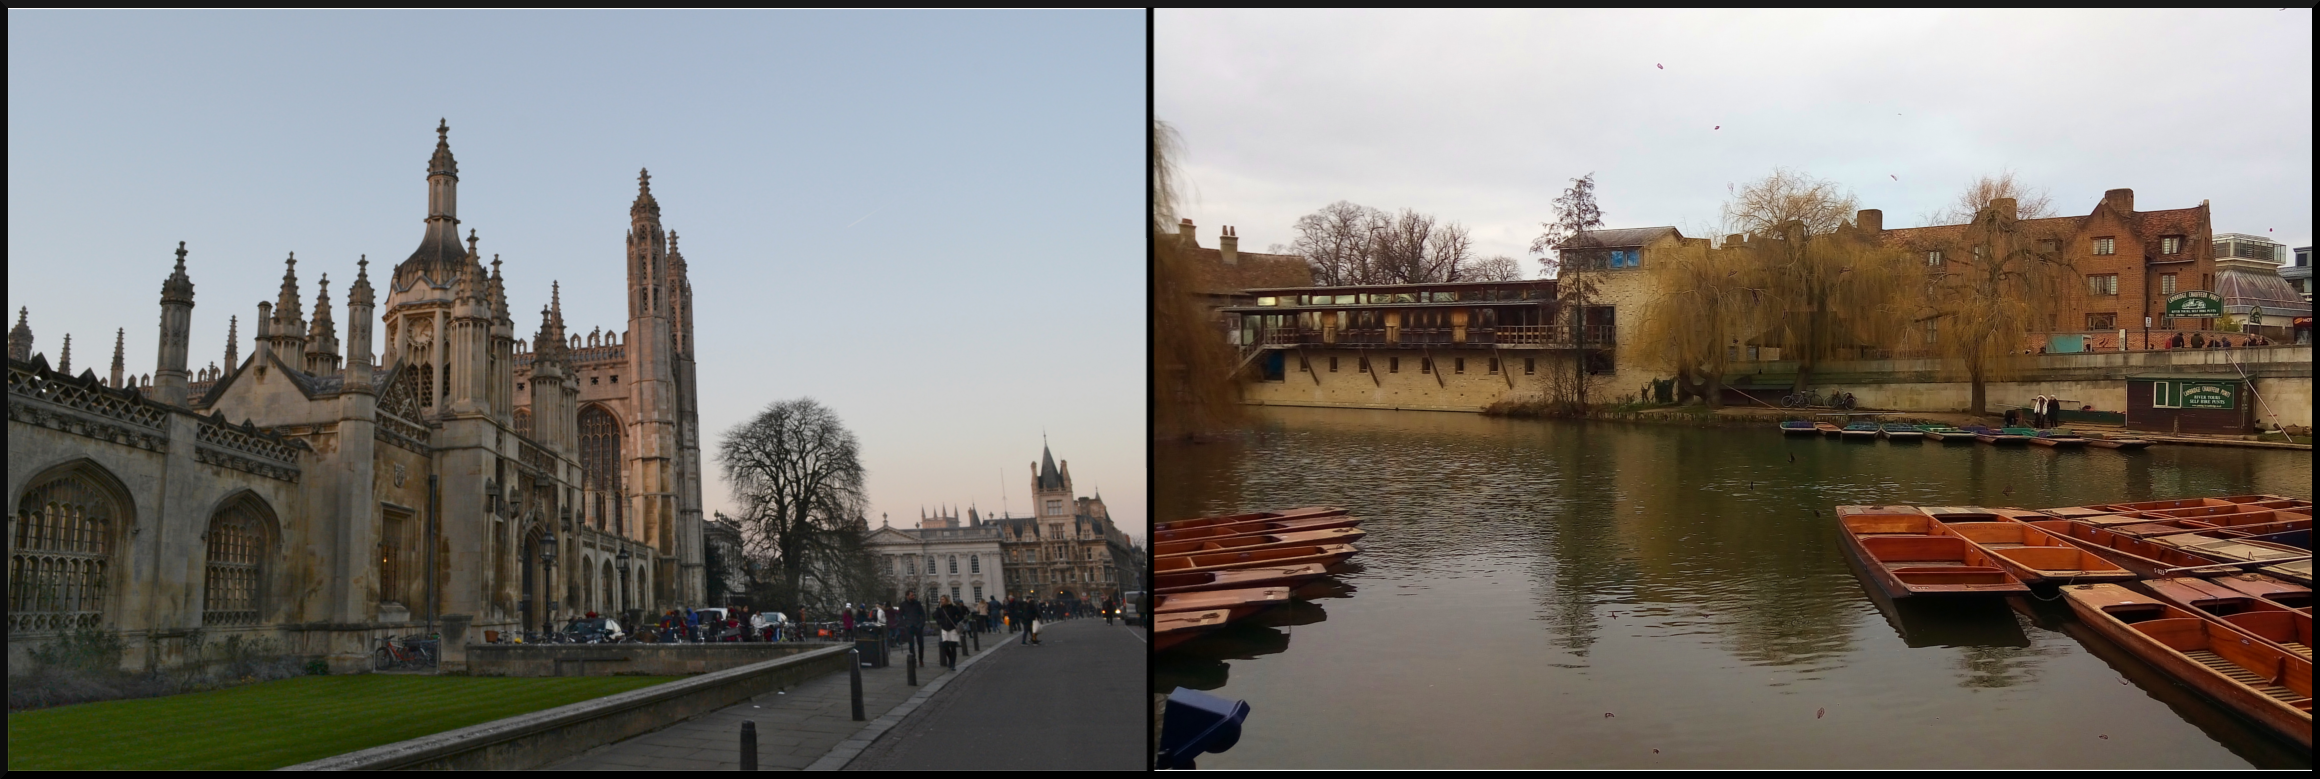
[2163, 290, 2223, 318]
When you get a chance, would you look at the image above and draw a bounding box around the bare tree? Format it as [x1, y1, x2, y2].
[1529, 173, 1609, 413]
[1291, 202, 1476, 285]
[1721, 168, 1908, 392]
[1152, 118, 1244, 439]
[1468, 254, 1527, 282]
[1921, 170, 2056, 226]
[1292, 201, 1385, 286]
[717, 398, 873, 619]
[1909, 197, 2075, 414]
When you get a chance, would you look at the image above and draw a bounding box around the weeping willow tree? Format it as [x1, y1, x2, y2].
[1151, 119, 1243, 439]
[1916, 197, 2075, 414]
[1722, 169, 1913, 392]
[1634, 239, 1757, 406]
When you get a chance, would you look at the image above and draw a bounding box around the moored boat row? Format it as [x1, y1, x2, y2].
[1154, 507, 1366, 652]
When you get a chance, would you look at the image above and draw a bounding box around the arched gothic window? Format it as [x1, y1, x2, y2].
[204, 500, 269, 626]
[10, 468, 122, 632]
[513, 408, 532, 438]
[579, 406, 621, 492]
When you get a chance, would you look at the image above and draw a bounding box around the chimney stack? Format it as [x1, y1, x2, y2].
[1855, 209, 1882, 234]
[1178, 218, 1197, 250]
[1725, 234, 1744, 250]
[1220, 226, 1239, 266]
[2103, 188, 2134, 214]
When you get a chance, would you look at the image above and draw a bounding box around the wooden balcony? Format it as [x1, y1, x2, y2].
[1248, 324, 1614, 349]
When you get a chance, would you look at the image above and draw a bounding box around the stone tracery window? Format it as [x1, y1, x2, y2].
[513, 407, 532, 438]
[204, 501, 267, 626]
[579, 406, 621, 492]
[10, 469, 121, 633]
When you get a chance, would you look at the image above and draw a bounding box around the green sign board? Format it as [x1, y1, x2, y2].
[2151, 379, 2236, 410]
[2165, 290, 2223, 318]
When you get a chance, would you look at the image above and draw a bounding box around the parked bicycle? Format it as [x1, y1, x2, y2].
[373, 633, 439, 670]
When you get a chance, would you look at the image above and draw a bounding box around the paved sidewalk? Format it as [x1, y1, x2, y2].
[538, 632, 1011, 771]
[845, 618, 1149, 770]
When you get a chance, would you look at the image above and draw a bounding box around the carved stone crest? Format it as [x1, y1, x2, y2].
[393, 462, 408, 487]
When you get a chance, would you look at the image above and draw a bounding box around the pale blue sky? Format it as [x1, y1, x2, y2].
[8, 10, 1147, 540]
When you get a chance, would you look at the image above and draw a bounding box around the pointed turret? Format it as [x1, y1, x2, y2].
[345, 256, 376, 391]
[632, 167, 660, 222]
[399, 119, 467, 287]
[59, 333, 72, 374]
[264, 253, 309, 362]
[487, 255, 508, 322]
[155, 242, 197, 404]
[110, 328, 126, 388]
[10, 306, 33, 362]
[306, 273, 341, 375]
[224, 315, 239, 373]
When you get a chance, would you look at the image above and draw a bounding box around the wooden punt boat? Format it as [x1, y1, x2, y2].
[1963, 425, 2028, 445]
[2044, 496, 2308, 518]
[2086, 433, 2154, 449]
[1834, 506, 2031, 598]
[1154, 586, 1292, 623]
[1157, 507, 1347, 534]
[1840, 421, 1882, 439]
[2028, 430, 2087, 448]
[1154, 609, 1232, 651]
[1815, 422, 1844, 436]
[2141, 577, 2314, 660]
[2210, 574, 2316, 614]
[1156, 527, 1368, 558]
[1921, 517, 2135, 584]
[2149, 535, 2312, 585]
[1917, 424, 1977, 443]
[1781, 420, 1818, 436]
[2104, 514, 2313, 542]
[2017, 519, 2227, 579]
[1155, 563, 1333, 595]
[1879, 423, 1924, 441]
[1154, 514, 1363, 545]
[2061, 583, 2311, 747]
[1153, 544, 1362, 578]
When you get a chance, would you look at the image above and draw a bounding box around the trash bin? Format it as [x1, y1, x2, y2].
[854, 634, 883, 668]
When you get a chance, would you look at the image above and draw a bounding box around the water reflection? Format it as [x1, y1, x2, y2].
[1157, 406, 2312, 769]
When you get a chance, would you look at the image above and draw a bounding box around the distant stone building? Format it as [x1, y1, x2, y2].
[864, 506, 1006, 607]
[986, 443, 1135, 607]
[6, 121, 706, 672]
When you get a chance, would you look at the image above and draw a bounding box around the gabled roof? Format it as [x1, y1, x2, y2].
[1037, 444, 1065, 491]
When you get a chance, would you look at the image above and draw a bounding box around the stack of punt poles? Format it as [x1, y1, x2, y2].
[1153, 508, 1365, 651]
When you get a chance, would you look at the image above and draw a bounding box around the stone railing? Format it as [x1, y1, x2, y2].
[376, 410, 431, 453]
[195, 419, 304, 463]
[520, 437, 555, 474]
[8, 361, 171, 452]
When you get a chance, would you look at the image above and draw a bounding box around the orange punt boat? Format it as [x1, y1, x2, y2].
[1153, 544, 1361, 578]
[2015, 518, 2224, 579]
[1154, 563, 1333, 595]
[2209, 574, 2315, 614]
[1918, 512, 2135, 584]
[1156, 507, 1346, 534]
[1156, 527, 1368, 558]
[1834, 506, 2031, 598]
[1155, 609, 1231, 651]
[2141, 577, 2313, 660]
[1154, 586, 1291, 622]
[2062, 583, 2311, 747]
[1155, 514, 1364, 545]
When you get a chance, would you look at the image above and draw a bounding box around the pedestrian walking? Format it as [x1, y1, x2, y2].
[935, 595, 969, 669]
[900, 591, 928, 663]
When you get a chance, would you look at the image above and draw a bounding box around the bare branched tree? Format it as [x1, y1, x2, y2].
[1291, 202, 1476, 285]
[1529, 173, 1609, 413]
[717, 398, 873, 619]
[1921, 170, 2056, 226]
[1468, 254, 1528, 282]
[1911, 197, 2075, 414]
[1721, 168, 1908, 392]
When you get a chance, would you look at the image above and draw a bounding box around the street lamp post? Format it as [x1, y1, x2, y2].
[617, 546, 632, 618]
[541, 530, 559, 636]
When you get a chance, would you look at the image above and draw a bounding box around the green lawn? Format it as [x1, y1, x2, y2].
[6, 673, 677, 770]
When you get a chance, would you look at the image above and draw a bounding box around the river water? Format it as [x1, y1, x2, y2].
[1154, 407, 2313, 769]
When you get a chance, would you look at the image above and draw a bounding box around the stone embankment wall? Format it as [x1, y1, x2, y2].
[1246, 345, 2312, 427]
[466, 641, 835, 677]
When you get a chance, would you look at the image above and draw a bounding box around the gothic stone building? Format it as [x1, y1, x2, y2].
[6, 122, 707, 672]
[987, 444, 1136, 606]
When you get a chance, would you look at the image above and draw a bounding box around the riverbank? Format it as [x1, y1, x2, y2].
[1477, 401, 2313, 450]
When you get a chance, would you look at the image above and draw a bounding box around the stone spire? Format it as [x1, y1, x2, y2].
[110, 328, 126, 388]
[306, 273, 341, 375]
[632, 168, 661, 221]
[400, 119, 467, 285]
[264, 253, 307, 362]
[155, 242, 197, 405]
[487, 255, 508, 321]
[59, 333, 71, 374]
[346, 255, 376, 390]
[7, 306, 31, 362]
[224, 315, 238, 372]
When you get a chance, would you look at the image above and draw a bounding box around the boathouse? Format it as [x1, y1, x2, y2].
[2125, 375, 2255, 435]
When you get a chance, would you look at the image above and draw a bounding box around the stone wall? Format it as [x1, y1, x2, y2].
[465, 641, 838, 677]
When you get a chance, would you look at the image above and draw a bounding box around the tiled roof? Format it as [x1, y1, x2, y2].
[1183, 246, 1312, 293]
[2133, 207, 2204, 243]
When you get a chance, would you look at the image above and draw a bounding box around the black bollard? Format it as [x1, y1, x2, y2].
[741, 720, 758, 771]
[906, 638, 918, 686]
[849, 649, 865, 721]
